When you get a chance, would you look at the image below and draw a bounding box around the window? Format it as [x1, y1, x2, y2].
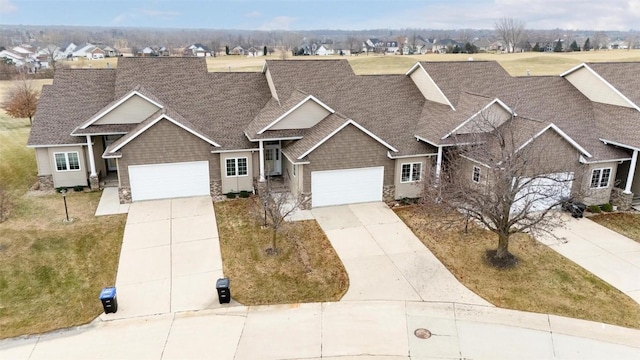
[590, 168, 611, 189]
[293, 164, 297, 177]
[401, 162, 422, 183]
[54, 152, 80, 171]
[226, 157, 248, 177]
[472, 166, 481, 183]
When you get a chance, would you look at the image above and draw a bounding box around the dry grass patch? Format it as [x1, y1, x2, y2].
[215, 198, 348, 305]
[590, 213, 640, 243]
[395, 206, 640, 329]
[0, 191, 126, 339]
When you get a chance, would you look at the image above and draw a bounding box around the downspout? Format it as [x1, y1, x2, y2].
[624, 149, 638, 194]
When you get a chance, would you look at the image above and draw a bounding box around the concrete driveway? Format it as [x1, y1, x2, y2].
[102, 196, 226, 320]
[312, 202, 492, 306]
[540, 213, 640, 305]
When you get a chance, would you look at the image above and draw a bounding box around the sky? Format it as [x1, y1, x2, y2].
[0, 0, 639, 31]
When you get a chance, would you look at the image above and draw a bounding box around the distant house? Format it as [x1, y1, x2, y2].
[364, 38, 399, 53]
[246, 47, 262, 57]
[432, 39, 458, 54]
[0, 49, 28, 66]
[72, 43, 97, 58]
[184, 43, 210, 57]
[100, 46, 119, 57]
[472, 39, 491, 52]
[231, 46, 245, 55]
[315, 44, 334, 56]
[90, 47, 105, 59]
[137, 46, 169, 57]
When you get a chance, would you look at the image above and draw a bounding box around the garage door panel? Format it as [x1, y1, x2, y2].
[511, 172, 573, 213]
[312, 167, 383, 207]
[129, 161, 210, 202]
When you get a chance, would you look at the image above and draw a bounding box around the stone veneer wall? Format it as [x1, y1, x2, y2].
[119, 187, 132, 204]
[89, 175, 100, 190]
[383, 185, 395, 201]
[610, 187, 633, 211]
[37, 175, 54, 190]
[210, 180, 222, 196]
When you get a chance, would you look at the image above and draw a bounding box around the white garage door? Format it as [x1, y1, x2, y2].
[311, 167, 384, 207]
[129, 161, 210, 202]
[511, 172, 573, 213]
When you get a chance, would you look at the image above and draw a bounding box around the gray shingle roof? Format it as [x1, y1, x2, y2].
[587, 62, 640, 107]
[28, 69, 116, 146]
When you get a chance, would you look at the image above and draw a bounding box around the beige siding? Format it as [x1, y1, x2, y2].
[565, 69, 634, 108]
[282, 156, 303, 195]
[117, 119, 220, 188]
[94, 94, 161, 125]
[49, 146, 88, 187]
[269, 100, 331, 130]
[220, 151, 254, 193]
[265, 68, 278, 101]
[394, 157, 431, 199]
[409, 66, 450, 106]
[252, 152, 260, 179]
[303, 124, 394, 192]
[454, 104, 511, 135]
[35, 148, 51, 175]
[581, 162, 619, 205]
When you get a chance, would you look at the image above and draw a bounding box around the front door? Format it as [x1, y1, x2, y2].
[265, 144, 282, 176]
[103, 135, 121, 171]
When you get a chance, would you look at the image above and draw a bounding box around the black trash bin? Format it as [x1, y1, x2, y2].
[216, 278, 230, 304]
[99, 287, 118, 314]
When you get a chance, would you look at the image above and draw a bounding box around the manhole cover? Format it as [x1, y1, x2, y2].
[414, 328, 432, 339]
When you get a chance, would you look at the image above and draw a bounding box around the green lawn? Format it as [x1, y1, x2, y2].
[590, 213, 640, 244]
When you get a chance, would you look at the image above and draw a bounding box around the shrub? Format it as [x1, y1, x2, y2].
[225, 192, 236, 199]
[600, 203, 613, 212]
[239, 190, 250, 198]
[73, 185, 84, 192]
[587, 205, 601, 213]
[54, 187, 68, 193]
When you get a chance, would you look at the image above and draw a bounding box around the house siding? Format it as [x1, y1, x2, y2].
[409, 67, 450, 105]
[220, 151, 254, 193]
[565, 68, 634, 108]
[94, 94, 161, 125]
[303, 124, 394, 193]
[91, 136, 107, 177]
[394, 156, 431, 199]
[582, 162, 619, 205]
[49, 146, 88, 187]
[265, 68, 278, 101]
[269, 100, 331, 130]
[116, 119, 220, 189]
[35, 148, 51, 175]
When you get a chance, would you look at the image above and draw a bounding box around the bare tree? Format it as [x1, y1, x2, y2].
[258, 177, 305, 255]
[40, 44, 61, 71]
[494, 17, 526, 53]
[2, 75, 40, 125]
[426, 108, 581, 267]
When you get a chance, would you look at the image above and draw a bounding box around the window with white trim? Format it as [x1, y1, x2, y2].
[225, 157, 248, 177]
[401, 162, 422, 183]
[472, 166, 481, 183]
[54, 152, 80, 171]
[590, 168, 611, 189]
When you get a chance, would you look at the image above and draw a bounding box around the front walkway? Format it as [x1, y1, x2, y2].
[540, 213, 640, 304]
[101, 196, 228, 320]
[312, 202, 492, 306]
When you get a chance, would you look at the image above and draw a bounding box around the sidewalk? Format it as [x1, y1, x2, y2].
[2, 301, 639, 359]
[540, 213, 640, 304]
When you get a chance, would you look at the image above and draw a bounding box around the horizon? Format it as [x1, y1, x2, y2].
[0, 0, 638, 32]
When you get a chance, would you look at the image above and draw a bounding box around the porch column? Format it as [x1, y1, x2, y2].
[435, 146, 443, 180]
[259, 140, 265, 181]
[624, 149, 638, 194]
[86, 135, 97, 177]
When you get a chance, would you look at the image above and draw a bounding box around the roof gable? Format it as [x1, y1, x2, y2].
[79, 88, 163, 129]
[298, 118, 397, 160]
[561, 63, 640, 111]
[444, 99, 515, 139]
[106, 110, 220, 155]
[406, 62, 455, 110]
[516, 123, 592, 159]
[258, 95, 334, 134]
